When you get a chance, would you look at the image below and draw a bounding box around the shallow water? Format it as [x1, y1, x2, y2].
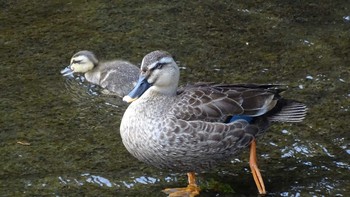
[1, 0, 349, 196]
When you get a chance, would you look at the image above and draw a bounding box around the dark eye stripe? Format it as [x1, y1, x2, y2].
[72, 60, 82, 64]
[150, 62, 166, 71]
[156, 63, 165, 69]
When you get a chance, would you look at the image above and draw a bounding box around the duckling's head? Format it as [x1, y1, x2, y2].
[123, 50, 180, 103]
[61, 50, 98, 76]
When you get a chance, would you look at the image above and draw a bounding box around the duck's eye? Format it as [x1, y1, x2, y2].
[155, 62, 166, 70]
[149, 61, 167, 71]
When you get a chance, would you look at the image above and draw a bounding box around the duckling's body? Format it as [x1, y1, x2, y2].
[120, 50, 307, 196]
[61, 50, 139, 97]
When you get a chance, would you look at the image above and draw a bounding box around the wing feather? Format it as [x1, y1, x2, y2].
[171, 83, 284, 122]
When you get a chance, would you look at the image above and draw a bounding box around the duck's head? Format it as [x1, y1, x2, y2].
[123, 50, 180, 103]
[61, 50, 98, 77]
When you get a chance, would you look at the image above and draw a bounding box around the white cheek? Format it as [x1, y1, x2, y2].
[72, 62, 94, 73]
[158, 73, 172, 85]
[152, 71, 173, 87]
[147, 75, 157, 84]
[147, 70, 159, 84]
[71, 64, 81, 72]
[71, 64, 86, 73]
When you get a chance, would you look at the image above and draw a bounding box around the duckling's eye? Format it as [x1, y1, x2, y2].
[72, 60, 82, 64]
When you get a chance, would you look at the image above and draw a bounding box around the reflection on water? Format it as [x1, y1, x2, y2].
[1, 0, 349, 196]
[57, 173, 180, 192]
[63, 76, 100, 97]
[344, 16, 350, 22]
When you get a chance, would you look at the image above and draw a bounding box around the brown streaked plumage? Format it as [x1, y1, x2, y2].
[120, 50, 307, 196]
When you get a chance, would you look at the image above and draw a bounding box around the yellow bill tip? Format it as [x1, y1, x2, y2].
[123, 95, 138, 103]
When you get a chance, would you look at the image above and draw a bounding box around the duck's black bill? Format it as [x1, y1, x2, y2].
[123, 75, 151, 103]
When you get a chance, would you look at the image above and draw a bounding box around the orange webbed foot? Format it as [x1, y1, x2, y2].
[162, 172, 200, 197]
[162, 184, 200, 197]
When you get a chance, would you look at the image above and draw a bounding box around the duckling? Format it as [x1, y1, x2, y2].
[61, 50, 139, 97]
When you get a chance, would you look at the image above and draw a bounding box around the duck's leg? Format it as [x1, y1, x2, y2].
[249, 139, 266, 195]
[162, 172, 201, 197]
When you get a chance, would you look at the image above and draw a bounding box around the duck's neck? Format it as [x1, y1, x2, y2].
[152, 86, 177, 96]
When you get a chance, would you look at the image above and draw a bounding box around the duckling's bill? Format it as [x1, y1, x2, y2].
[123, 75, 152, 103]
[60, 66, 74, 77]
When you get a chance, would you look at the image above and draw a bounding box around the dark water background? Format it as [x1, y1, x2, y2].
[1, 1, 349, 196]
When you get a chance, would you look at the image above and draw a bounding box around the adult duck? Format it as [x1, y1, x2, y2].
[61, 50, 139, 97]
[120, 50, 307, 196]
